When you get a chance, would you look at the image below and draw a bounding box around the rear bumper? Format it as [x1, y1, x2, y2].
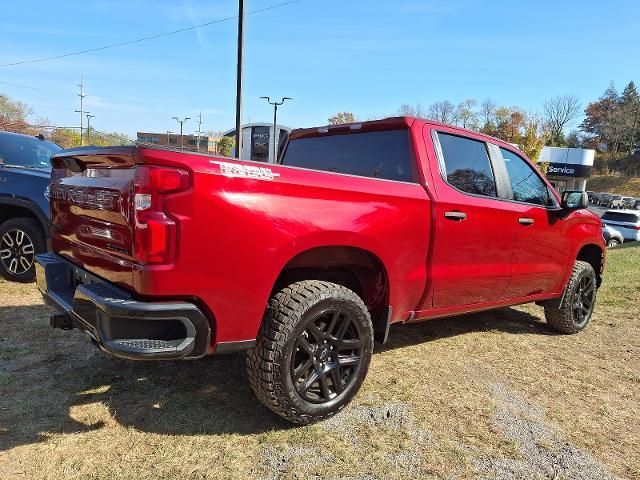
[35, 253, 211, 360]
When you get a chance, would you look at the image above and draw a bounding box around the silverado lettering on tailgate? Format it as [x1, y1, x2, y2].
[211, 160, 281, 181]
[50, 184, 119, 210]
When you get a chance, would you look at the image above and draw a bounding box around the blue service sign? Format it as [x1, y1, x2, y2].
[547, 163, 593, 178]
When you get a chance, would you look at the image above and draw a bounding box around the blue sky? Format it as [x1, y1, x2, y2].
[1, 0, 639, 137]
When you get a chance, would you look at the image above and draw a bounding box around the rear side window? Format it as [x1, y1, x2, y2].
[437, 133, 497, 197]
[281, 130, 416, 182]
[602, 212, 639, 223]
[500, 148, 550, 206]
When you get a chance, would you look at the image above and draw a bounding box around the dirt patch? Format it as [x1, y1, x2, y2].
[475, 382, 616, 480]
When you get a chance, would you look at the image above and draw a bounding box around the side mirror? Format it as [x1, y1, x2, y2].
[561, 190, 588, 210]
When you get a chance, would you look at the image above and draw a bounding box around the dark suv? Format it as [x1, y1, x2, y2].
[0, 131, 61, 282]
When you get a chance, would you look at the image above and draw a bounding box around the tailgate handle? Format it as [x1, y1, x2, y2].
[444, 211, 467, 221]
[518, 217, 535, 226]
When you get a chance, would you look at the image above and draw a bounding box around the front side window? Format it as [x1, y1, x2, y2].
[500, 148, 550, 206]
[437, 132, 497, 197]
[281, 129, 416, 182]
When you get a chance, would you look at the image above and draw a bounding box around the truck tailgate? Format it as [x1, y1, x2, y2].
[49, 147, 137, 284]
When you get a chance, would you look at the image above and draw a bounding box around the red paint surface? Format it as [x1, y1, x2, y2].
[49, 118, 605, 351]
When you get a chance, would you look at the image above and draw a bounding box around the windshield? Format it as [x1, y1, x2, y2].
[0, 134, 62, 169]
[602, 212, 639, 223]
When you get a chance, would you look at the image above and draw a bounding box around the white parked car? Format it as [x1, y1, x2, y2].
[601, 210, 640, 242]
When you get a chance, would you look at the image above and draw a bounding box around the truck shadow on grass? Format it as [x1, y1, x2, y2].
[0, 304, 552, 452]
[380, 306, 555, 352]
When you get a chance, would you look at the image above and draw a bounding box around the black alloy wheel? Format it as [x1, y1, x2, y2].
[544, 260, 598, 334]
[571, 274, 596, 328]
[290, 308, 364, 404]
[247, 280, 374, 424]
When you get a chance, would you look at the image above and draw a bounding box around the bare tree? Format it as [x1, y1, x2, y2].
[428, 100, 455, 124]
[543, 94, 581, 144]
[397, 103, 425, 118]
[480, 98, 496, 127]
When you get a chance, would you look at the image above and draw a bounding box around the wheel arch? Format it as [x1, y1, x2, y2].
[270, 245, 392, 343]
[575, 243, 604, 287]
[0, 197, 49, 238]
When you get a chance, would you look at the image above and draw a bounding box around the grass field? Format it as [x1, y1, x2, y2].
[587, 175, 640, 197]
[1, 246, 639, 479]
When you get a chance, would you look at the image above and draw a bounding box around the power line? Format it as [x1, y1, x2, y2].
[0, 80, 65, 94]
[0, 0, 304, 68]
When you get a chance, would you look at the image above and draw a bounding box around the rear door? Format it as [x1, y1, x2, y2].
[424, 129, 516, 309]
[497, 147, 570, 297]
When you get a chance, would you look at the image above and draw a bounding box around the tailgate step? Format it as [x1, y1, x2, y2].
[106, 338, 186, 354]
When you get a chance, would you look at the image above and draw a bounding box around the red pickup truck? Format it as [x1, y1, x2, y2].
[36, 117, 605, 424]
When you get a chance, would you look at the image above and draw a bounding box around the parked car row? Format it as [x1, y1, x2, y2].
[601, 210, 640, 243]
[588, 191, 640, 209]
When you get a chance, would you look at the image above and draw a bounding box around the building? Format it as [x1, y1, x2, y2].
[223, 123, 292, 163]
[540, 147, 595, 192]
[136, 132, 221, 153]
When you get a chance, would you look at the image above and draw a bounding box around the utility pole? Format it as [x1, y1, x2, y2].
[75, 76, 87, 146]
[260, 97, 292, 162]
[85, 114, 95, 144]
[172, 116, 190, 150]
[166, 130, 173, 146]
[234, 0, 245, 159]
[196, 111, 204, 152]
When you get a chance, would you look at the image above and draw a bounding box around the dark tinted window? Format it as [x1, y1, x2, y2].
[602, 212, 639, 223]
[500, 148, 550, 206]
[438, 133, 496, 197]
[281, 130, 415, 182]
[0, 133, 61, 169]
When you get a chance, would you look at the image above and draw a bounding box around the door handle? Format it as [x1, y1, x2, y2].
[518, 217, 535, 226]
[444, 211, 467, 221]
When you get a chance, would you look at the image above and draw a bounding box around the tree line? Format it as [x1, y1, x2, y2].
[0, 93, 132, 148]
[329, 81, 640, 175]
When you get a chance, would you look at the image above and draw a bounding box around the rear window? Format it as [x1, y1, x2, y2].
[281, 129, 416, 182]
[602, 212, 639, 223]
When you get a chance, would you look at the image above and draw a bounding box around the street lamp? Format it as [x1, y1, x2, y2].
[235, 0, 245, 158]
[85, 114, 95, 144]
[259, 96, 292, 162]
[172, 117, 190, 150]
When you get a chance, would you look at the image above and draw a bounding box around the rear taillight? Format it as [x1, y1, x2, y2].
[133, 165, 189, 264]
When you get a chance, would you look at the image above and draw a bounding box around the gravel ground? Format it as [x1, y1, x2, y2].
[475, 382, 617, 480]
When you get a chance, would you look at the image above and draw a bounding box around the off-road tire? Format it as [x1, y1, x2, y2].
[247, 280, 374, 425]
[544, 260, 597, 334]
[0, 217, 45, 283]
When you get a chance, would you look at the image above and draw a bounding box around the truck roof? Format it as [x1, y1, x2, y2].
[288, 116, 527, 156]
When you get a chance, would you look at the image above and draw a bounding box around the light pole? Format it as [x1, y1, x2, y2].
[85, 114, 95, 144]
[260, 97, 292, 162]
[234, 0, 245, 158]
[172, 117, 190, 150]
